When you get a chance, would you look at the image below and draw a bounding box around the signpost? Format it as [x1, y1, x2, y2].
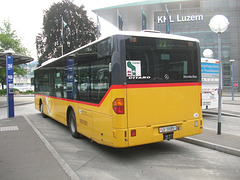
[6, 55, 14, 118]
[1, 50, 33, 118]
[230, 59, 235, 100]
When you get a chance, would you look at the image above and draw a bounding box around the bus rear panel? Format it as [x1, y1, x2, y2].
[114, 35, 202, 147]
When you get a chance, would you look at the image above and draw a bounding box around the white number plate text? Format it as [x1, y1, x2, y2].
[159, 125, 177, 133]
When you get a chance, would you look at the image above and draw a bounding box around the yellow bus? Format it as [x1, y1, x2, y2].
[34, 31, 203, 148]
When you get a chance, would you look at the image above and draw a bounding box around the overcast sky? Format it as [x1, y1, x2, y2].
[0, 0, 142, 60]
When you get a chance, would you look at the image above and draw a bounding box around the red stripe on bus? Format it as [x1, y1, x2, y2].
[126, 82, 201, 89]
[36, 85, 125, 107]
[36, 82, 201, 107]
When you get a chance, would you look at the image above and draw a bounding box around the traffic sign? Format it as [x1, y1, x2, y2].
[233, 81, 238, 88]
[6, 55, 14, 118]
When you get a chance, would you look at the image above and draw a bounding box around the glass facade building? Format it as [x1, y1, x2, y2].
[154, 0, 239, 89]
[94, 0, 240, 91]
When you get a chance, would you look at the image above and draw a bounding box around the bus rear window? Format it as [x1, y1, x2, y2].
[125, 37, 200, 83]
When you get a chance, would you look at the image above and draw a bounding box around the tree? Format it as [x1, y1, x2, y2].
[0, 20, 28, 55]
[0, 20, 28, 89]
[36, 0, 98, 66]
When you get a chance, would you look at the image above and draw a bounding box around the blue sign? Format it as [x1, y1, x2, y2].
[201, 63, 219, 74]
[6, 55, 14, 117]
[66, 58, 74, 99]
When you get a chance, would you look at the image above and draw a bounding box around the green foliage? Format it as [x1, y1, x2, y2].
[0, 68, 6, 89]
[36, 0, 98, 66]
[0, 89, 7, 96]
[0, 89, 34, 96]
[22, 90, 34, 94]
[0, 20, 28, 55]
[0, 20, 29, 88]
[13, 65, 27, 77]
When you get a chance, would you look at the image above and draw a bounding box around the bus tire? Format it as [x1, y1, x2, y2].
[69, 110, 80, 138]
[40, 102, 47, 118]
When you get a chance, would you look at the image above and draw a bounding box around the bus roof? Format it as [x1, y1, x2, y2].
[201, 57, 219, 63]
[36, 31, 199, 69]
[113, 30, 199, 42]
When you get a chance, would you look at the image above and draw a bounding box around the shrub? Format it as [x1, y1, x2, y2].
[0, 89, 34, 95]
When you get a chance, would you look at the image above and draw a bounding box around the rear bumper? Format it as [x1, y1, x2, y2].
[113, 118, 203, 148]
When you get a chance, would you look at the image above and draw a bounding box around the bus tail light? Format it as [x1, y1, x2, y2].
[113, 98, 124, 114]
[200, 93, 202, 106]
[131, 129, 136, 137]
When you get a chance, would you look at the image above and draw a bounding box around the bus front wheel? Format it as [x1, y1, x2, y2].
[40, 102, 47, 118]
[69, 110, 80, 138]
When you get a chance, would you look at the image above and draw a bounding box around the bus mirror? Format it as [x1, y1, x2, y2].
[109, 63, 111, 72]
[31, 77, 35, 85]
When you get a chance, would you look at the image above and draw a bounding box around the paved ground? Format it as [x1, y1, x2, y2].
[184, 95, 240, 157]
[0, 94, 240, 179]
[0, 116, 70, 180]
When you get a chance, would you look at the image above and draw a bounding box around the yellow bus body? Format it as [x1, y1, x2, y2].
[35, 82, 202, 148]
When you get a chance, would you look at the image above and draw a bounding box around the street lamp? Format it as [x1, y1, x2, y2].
[209, 15, 229, 135]
[229, 59, 235, 101]
[203, 49, 213, 58]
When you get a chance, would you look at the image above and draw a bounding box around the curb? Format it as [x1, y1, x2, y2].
[179, 137, 240, 157]
[203, 111, 240, 118]
[0, 102, 34, 108]
[23, 115, 80, 180]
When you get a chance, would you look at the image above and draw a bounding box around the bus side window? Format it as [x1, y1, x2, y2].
[49, 71, 55, 97]
[55, 71, 65, 98]
[36, 69, 49, 95]
[91, 58, 110, 102]
[77, 57, 91, 102]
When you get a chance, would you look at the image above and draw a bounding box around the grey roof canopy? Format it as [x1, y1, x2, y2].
[0, 53, 34, 67]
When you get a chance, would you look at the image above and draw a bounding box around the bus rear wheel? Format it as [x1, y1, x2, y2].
[69, 110, 80, 138]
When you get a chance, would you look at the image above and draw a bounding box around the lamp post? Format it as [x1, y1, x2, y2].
[209, 15, 229, 135]
[203, 49, 213, 58]
[229, 59, 235, 100]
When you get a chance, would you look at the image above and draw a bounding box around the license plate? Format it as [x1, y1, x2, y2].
[159, 125, 177, 134]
